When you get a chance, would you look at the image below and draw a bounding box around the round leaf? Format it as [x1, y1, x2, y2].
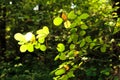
[40, 45, 46, 51]
[20, 44, 27, 52]
[53, 17, 63, 26]
[79, 30, 86, 36]
[57, 43, 65, 52]
[64, 20, 71, 28]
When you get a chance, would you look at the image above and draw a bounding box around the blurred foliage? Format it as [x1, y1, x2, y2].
[0, 0, 120, 80]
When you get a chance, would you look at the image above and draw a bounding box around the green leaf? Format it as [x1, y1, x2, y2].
[40, 45, 46, 51]
[80, 24, 88, 30]
[57, 43, 65, 52]
[100, 44, 107, 53]
[38, 37, 45, 43]
[35, 42, 41, 49]
[79, 13, 89, 19]
[42, 26, 49, 35]
[59, 53, 66, 60]
[80, 39, 86, 47]
[67, 71, 75, 78]
[85, 36, 92, 43]
[90, 43, 96, 49]
[20, 44, 27, 52]
[53, 17, 63, 26]
[79, 30, 86, 36]
[69, 44, 75, 50]
[68, 10, 77, 19]
[55, 68, 66, 76]
[54, 55, 60, 61]
[27, 43, 34, 52]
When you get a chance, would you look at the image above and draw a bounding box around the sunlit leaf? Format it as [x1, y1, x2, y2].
[38, 37, 45, 43]
[20, 44, 27, 52]
[27, 43, 34, 52]
[59, 53, 66, 60]
[57, 43, 65, 52]
[42, 26, 49, 35]
[40, 45, 46, 51]
[53, 17, 63, 26]
[68, 10, 77, 19]
[55, 68, 66, 76]
[64, 20, 71, 28]
[14, 33, 25, 41]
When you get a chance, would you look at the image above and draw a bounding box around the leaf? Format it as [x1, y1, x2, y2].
[100, 44, 107, 53]
[57, 43, 65, 52]
[40, 45, 46, 51]
[35, 42, 41, 49]
[54, 55, 60, 61]
[20, 44, 27, 52]
[80, 39, 86, 47]
[64, 20, 71, 28]
[59, 53, 66, 60]
[68, 11, 77, 19]
[42, 26, 49, 35]
[79, 30, 86, 36]
[80, 24, 88, 30]
[69, 44, 75, 50]
[55, 68, 66, 76]
[38, 37, 45, 43]
[85, 36, 92, 43]
[90, 43, 96, 49]
[67, 71, 75, 78]
[79, 13, 89, 19]
[14, 33, 25, 41]
[53, 17, 63, 26]
[27, 43, 34, 52]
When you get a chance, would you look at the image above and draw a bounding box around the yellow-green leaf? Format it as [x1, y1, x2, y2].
[68, 10, 77, 19]
[64, 20, 71, 28]
[55, 68, 66, 76]
[57, 43, 65, 52]
[27, 43, 34, 52]
[20, 44, 27, 52]
[14, 33, 25, 41]
[79, 13, 89, 19]
[40, 45, 46, 51]
[53, 17, 63, 26]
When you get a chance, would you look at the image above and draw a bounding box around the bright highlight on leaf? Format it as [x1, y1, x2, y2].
[25, 32, 34, 42]
[53, 17, 63, 26]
